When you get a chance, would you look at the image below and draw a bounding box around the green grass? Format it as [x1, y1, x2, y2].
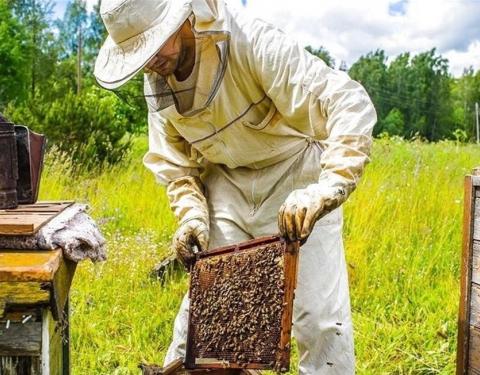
[38, 137, 478, 374]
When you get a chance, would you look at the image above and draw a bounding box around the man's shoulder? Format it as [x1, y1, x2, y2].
[227, 5, 283, 41]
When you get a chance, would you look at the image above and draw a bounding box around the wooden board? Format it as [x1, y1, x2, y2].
[0, 201, 73, 236]
[457, 169, 480, 374]
[0, 250, 62, 282]
[470, 283, 480, 328]
[473, 242, 480, 285]
[0, 321, 42, 356]
[469, 326, 480, 372]
[0, 282, 51, 307]
[475, 199, 480, 241]
[0, 250, 76, 321]
[457, 176, 474, 374]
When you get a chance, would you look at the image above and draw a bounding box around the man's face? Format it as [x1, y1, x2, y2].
[145, 30, 183, 77]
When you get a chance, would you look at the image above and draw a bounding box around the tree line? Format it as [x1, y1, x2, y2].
[0, 0, 479, 168]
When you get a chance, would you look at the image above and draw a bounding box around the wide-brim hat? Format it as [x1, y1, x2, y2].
[94, 0, 193, 90]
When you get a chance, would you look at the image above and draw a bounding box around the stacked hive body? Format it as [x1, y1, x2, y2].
[185, 236, 299, 373]
[0, 202, 77, 375]
[457, 168, 480, 374]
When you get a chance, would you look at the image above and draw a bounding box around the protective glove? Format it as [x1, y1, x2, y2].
[278, 183, 347, 242]
[167, 176, 210, 269]
[172, 218, 209, 270]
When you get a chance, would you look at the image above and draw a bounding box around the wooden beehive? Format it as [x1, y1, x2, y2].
[0, 202, 77, 375]
[0, 249, 76, 374]
[185, 236, 299, 372]
[0, 201, 73, 235]
[457, 167, 480, 374]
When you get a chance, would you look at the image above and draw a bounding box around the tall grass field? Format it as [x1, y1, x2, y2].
[39, 137, 478, 374]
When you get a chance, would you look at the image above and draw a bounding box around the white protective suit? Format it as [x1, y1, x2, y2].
[143, 1, 377, 373]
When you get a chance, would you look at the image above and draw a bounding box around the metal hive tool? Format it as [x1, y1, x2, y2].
[185, 236, 299, 372]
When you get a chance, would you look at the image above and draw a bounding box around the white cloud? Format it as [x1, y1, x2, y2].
[444, 40, 480, 75]
[52, 0, 480, 76]
[227, 0, 480, 76]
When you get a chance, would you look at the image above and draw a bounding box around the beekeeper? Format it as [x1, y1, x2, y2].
[94, 0, 376, 373]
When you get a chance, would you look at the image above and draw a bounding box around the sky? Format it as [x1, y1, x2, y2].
[53, 0, 480, 77]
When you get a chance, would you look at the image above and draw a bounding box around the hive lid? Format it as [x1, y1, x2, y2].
[0, 249, 63, 282]
[0, 201, 74, 235]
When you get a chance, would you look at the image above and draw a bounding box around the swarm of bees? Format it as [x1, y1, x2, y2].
[190, 242, 287, 370]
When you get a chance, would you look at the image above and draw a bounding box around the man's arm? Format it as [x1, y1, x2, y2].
[144, 111, 209, 266]
[246, 19, 377, 240]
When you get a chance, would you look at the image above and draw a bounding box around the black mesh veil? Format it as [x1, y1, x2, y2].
[109, 18, 230, 118]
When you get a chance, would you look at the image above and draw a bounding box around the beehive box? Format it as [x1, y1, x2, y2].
[0, 202, 77, 375]
[0, 201, 73, 235]
[0, 249, 76, 374]
[185, 236, 299, 372]
[457, 167, 480, 374]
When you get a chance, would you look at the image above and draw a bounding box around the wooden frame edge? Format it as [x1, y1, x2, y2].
[457, 175, 475, 375]
[185, 237, 298, 372]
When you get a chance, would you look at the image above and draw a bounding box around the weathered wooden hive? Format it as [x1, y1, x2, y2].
[457, 167, 480, 374]
[0, 202, 77, 375]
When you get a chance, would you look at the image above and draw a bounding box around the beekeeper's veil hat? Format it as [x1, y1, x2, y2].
[94, 0, 230, 117]
[94, 0, 193, 89]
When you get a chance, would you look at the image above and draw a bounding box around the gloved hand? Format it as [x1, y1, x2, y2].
[278, 183, 346, 242]
[172, 218, 209, 270]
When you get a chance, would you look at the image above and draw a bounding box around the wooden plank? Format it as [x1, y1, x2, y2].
[0, 223, 35, 235]
[277, 241, 299, 371]
[0, 356, 41, 375]
[458, 175, 475, 375]
[2, 206, 70, 213]
[0, 201, 73, 213]
[0, 321, 42, 356]
[47, 309, 63, 375]
[0, 201, 74, 236]
[0, 250, 62, 282]
[470, 283, 480, 328]
[50, 258, 76, 321]
[62, 299, 70, 375]
[473, 242, 480, 285]
[474, 198, 480, 241]
[0, 215, 51, 236]
[41, 309, 50, 375]
[0, 282, 51, 307]
[469, 326, 480, 372]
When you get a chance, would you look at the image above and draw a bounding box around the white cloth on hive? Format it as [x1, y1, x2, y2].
[37, 204, 107, 262]
[0, 204, 107, 263]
